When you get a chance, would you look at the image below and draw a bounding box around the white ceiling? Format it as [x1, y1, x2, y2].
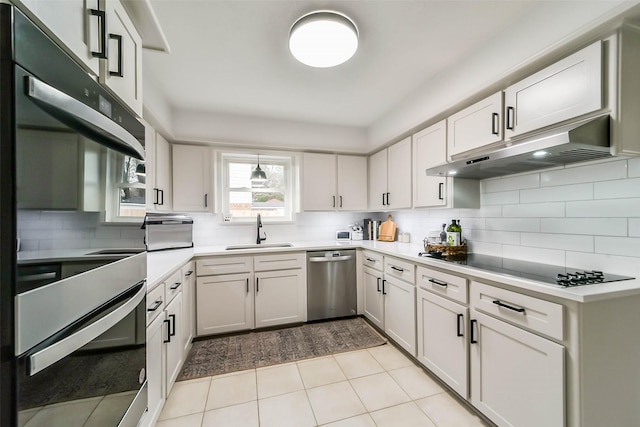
[142, 0, 640, 149]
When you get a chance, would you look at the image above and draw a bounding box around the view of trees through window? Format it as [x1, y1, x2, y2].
[118, 155, 146, 218]
[228, 160, 287, 219]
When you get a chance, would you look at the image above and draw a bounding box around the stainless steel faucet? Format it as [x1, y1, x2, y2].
[256, 213, 266, 244]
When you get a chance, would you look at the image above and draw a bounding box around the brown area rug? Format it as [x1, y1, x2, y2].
[177, 317, 387, 381]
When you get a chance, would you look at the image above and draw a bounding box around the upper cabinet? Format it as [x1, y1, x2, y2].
[447, 92, 503, 160]
[504, 41, 602, 139]
[15, 0, 143, 117]
[172, 145, 212, 212]
[369, 137, 412, 211]
[413, 121, 480, 209]
[145, 123, 172, 212]
[15, 0, 102, 76]
[303, 153, 367, 211]
[100, 0, 143, 117]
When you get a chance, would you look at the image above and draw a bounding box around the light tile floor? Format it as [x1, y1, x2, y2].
[156, 344, 490, 427]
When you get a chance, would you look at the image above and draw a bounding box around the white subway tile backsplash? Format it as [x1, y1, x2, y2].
[485, 218, 540, 232]
[629, 158, 640, 178]
[471, 229, 520, 245]
[540, 159, 627, 187]
[541, 218, 627, 236]
[594, 237, 640, 257]
[502, 202, 564, 218]
[481, 173, 540, 193]
[520, 232, 594, 252]
[566, 199, 640, 218]
[501, 245, 566, 266]
[566, 251, 639, 277]
[630, 219, 640, 237]
[594, 178, 640, 199]
[468, 241, 503, 257]
[520, 183, 593, 203]
[481, 191, 519, 206]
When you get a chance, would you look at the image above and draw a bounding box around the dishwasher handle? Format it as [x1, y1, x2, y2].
[308, 255, 354, 263]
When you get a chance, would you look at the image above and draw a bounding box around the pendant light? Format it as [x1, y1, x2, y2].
[135, 163, 146, 177]
[289, 10, 358, 68]
[250, 154, 267, 186]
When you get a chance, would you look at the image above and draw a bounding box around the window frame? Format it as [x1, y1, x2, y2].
[105, 152, 146, 223]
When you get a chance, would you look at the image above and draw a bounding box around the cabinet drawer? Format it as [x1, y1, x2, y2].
[254, 252, 304, 272]
[384, 256, 415, 284]
[196, 256, 252, 276]
[146, 283, 165, 326]
[362, 250, 383, 271]
[165, 269, 183, 304]
[417, 266, 468, 304]
[471, 281, 564, 340]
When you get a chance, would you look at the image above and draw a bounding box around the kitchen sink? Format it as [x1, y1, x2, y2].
[225, 243, 294, 250]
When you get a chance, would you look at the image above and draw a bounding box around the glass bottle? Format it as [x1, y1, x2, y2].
[446, 220, 461, 246]
[440, 223, 447, 243]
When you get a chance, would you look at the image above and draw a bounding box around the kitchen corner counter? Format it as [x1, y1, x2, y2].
[147, 240, 640, 304]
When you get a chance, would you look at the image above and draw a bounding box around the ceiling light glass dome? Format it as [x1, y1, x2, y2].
[289, 10, 358, 68]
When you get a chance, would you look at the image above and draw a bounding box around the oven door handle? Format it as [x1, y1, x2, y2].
[28, 282, 146, 376]
[24, 76, 145, 160]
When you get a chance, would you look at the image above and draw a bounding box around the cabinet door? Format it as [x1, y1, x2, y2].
[470, 311, 565, 427]
[172, 145, 211, 212]
[447, 92, 503, 159]
[303, 153, 337, 211]
[16, 0, 101, 75]
[255, 269, 306, 328]
[368, 149, 388, 211]
[417, 289, 468, 398]
[386, 137, 412, 210]
[165, 292, 184, 394]
[181, 262, 195, 356]
[16, 130, 79, 209]
[153, 133, 172, 211]
[413, 120, 447, 208]
[145, 311, 165, 427]
[363, 267, 384, 329]
[337, 155, 368, 211]
[196, 273, 253, 335]
[505, 41, 602, 139]
[383, 276, 416, 356]
[100, 0, 143, 116]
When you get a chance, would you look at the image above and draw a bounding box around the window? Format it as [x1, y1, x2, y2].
[106, 152, 146, 221]
[221, 152, 294, 222]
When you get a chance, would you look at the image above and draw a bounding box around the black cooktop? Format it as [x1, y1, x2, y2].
[418, 253, 635, 287]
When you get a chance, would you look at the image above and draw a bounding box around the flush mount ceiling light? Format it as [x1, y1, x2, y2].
[289, 10, 358, 68]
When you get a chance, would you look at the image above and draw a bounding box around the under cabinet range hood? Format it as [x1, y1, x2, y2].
[426, 115, 611, 180]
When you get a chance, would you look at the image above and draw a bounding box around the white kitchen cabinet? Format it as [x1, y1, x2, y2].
[504, 41, 602, 139]
[369, 137, 412, 211]
[196, 272, 253, 335]
[362, 266, 384, 329]
[417, 288, 468, 398]
[447, 92, 503, 159]
[100, 0, 143, 116]
[196, 252, 306, 335]
[144, 310, 166, 427]
[172, 145, 212, 212]
[147, 130, 172, 212]
[383, 275, 416, 356]
[470, 310, 564, 427]
[255, 269, 306, 328]
[164, 291, 184, 394]
[303, 153, 367, 211]
[181, 262, 195, 355]
[14, 0, 101, 76]
[413, 120, 480, 209]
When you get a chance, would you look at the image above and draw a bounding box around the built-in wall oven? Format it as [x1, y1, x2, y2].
[0, 5, 147, 427]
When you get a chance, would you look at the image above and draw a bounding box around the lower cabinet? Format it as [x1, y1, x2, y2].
[196, 253, 307, 336]
[164, 291, 184, 393]
[363, 266, 384, 329]
[417, 288, 468, 398]
[145, 310, 165, 427]
[181, 262, 195, 356]
[469, 311, 564, 427]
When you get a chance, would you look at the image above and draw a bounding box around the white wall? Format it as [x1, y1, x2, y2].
[388, 157, 640, 277]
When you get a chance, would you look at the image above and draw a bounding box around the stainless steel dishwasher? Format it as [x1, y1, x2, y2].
[307, 250, 357, 321]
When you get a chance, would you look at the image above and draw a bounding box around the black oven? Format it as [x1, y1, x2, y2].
[0, 5, 147, 427]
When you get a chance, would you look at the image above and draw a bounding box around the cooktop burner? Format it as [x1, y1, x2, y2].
[418, 253, 635, 287]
